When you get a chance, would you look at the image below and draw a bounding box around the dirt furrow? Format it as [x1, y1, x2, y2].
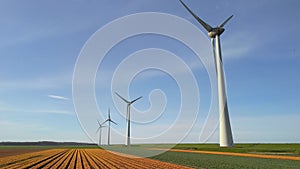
[42, 149, 72, 168]
[0, 149, 63, 169]
[0, 155, 41, 169]
[80, 149, 92, 169]
[87, 149, 116, 168]
[22, 149, 67, 168]
[48, 149, 74, 168]
[75, 149, 83, 169]
[0, 149, 59, 168]
[59, 149, 76, 168]
[90, 149, 126, 169]
[0, 148, 193, 169]
[82, 149, 102, 169]
[66, 149, 78, 169]
[94, 150, 147, 169]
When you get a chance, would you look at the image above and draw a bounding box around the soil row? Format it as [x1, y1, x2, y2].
[0, 148, 192, 169]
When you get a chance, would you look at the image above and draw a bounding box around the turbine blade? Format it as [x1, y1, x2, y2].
[110, 120, 118, 125]
[108, 108, 111, 119]
[219, 15, 233, 28]
[101, 119, 109, 125]
[115, 92, 130, 103]
[97, 119, 101, 126]
[96, 126, 100, 133]
[130, 96, 142, 104]
[179, 0, 212, 32]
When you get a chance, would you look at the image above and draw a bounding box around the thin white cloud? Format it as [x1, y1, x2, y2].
[0, 106, 74, 115]
[38, 109, 74, 115]
[48, 94, 69, 100]
[0, 101, 73, 115]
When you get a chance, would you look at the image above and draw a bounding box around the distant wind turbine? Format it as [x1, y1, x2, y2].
[102, 108, 117, 145]
[179, 0, 234, 147]
[96, 120, 106, 146]
[115, 92, 142, 146]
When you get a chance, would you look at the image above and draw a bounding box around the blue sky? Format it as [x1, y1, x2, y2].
[0, 0, 299, 144]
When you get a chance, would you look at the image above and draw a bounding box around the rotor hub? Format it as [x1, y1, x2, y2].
[208, 27, 225, 38]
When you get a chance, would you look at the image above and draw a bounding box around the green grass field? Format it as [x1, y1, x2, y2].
[174, 143, 300, 155]
[150, 144, 300, 169]
[150, 150, 300, 169]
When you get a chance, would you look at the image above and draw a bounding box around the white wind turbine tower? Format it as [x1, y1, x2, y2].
[102, 108, 117, 145]
[115, 92, 142, 146]
[96, 120, 106, 146]
[179, 0, 234, 147]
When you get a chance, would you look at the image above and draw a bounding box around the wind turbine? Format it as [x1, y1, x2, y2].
[102, 108, 117, 145]
[179, 0, 234, 147]
[115, 92, 142, 146]
[96, 120, 106, 146]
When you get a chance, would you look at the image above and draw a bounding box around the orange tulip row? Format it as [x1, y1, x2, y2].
[0, 148, 192, 169]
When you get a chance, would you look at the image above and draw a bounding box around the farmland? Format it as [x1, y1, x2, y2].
[173, 143, 300, 155]
[149, 144, 300, 169]
[0, 148, 191, 168]
[1, 144, 300, 168]
[0, 148, 46, 158]
[101, 144, 300, 169]
[151, 150, 300, 169]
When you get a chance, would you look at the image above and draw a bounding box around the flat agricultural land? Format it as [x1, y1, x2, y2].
[149, 144, 300, 169]
[1, 144, 300, 169]
[0, 149, 46, 158]
[101, 143, 300, 169]
[0, 145, 97, 158]
[173, 143, 300, 155]
[0, 148, 191, 168]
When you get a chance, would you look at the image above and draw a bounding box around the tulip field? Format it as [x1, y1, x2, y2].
[1, 144, 300, 169]
[0, 148, 191, 169]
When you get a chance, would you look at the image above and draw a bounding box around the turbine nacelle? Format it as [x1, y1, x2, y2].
[115, 92, 142, 105]
[102, 108, 117, 125]
[208, 27, 225, 38]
